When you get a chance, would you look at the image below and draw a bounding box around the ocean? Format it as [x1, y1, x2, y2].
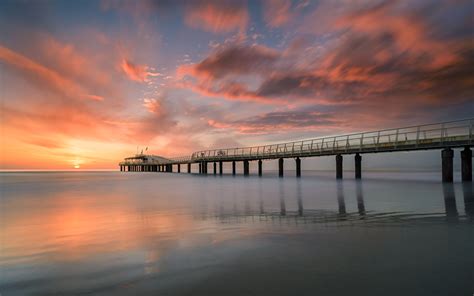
[0, 171, 473, 295]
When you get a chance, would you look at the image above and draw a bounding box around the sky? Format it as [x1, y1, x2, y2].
[0, 0, 473, 170]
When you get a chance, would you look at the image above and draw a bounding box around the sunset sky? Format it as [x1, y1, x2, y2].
[0, 0, 473, 169]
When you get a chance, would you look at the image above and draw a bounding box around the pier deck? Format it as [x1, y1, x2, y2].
[119, 118, 473, 182]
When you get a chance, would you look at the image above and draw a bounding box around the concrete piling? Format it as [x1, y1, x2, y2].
[258, 159, 263, 176]
[232, 161, 236, 176]
[336, 154, 343, 179]
[243, 160, 250, 176]
[279, 158, 284, 177]
[442, 148, 454, 183]
[355, 153, 362, 179]
[213, 162, 217, 175]
[188, 163, 191, 173]
[295, 157, 301, 177]
[461, 147, 472, 182]
[219, 161, 223, 175]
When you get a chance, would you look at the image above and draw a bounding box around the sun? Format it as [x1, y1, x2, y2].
[74, 164, 80, 169]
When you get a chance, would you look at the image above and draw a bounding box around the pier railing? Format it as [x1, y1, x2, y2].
[190, 118, 473, 162]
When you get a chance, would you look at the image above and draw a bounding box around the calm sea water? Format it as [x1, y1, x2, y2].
[0, 171, 473, 296]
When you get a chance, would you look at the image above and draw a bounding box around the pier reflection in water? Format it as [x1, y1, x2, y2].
[202, 178, 472, 226]
[0, 172, 473, 296]
[463, 183, 474, 218]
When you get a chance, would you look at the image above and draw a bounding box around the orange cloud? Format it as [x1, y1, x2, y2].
[120, 58, 160, 82]
[336, 1, 460, 70]
[38, 36, 112, 91]
[207, 109, 340, 135]
[143, 98, 164, 114]
[0, 45, 95, 100]
[184, 1, 248, 33]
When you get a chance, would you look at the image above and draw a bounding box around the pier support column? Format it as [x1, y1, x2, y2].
[258, 159, 263, 176]
[188, 163, 191, 173]
[178, 164, 181, 173]
[232, 161, 236, 176]
[203, 162, 207, 174]
[461, 147, 472, 182]
[279, 158, 284, 177]
[213, 162, 217, 175]
[198, 163, 202, 174]
[295, 157, 301, 177]
[336, 154, 343, 179]
[355, 153, 362, 179]
[243, 160, 250, 176]
[442, 148, 454, 183]
[219, 161, 223, 175]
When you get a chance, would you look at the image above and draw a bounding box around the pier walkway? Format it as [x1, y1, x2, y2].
[119, 118, 473, 182]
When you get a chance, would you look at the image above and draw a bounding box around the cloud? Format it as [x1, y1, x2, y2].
[177, 44, 286, 103]
[120, 58, 160, 82]
[184, 0, 249, 33]
[0, 45, 97, 101]
[208, 109, 339, 134]
[178, 0, 474, 109]
[263, 0, 293, 28]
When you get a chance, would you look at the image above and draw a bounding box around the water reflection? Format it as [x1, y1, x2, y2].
[279, 182, 286, 216]
[442, 183, 458, 221]
[297, 179, 303, 216]
[164, 177, 471, 225]
[336, 181, 346, 218]
[1, 172, 473, 296]
[258, 180, 264, 215]
[462, 183, 474, 218]
[356, 181, 366, 217]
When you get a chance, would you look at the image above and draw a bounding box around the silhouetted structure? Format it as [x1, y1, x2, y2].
[119, 118, 473, 182]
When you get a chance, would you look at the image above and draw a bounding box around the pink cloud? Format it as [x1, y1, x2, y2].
[184, 1, 249, 33]
[120, 58, 160, 83]
[0, 45, 102, 101]
[263, 0, 293, 27]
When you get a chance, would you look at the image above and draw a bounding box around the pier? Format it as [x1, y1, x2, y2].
[119, 118, 473, 183]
